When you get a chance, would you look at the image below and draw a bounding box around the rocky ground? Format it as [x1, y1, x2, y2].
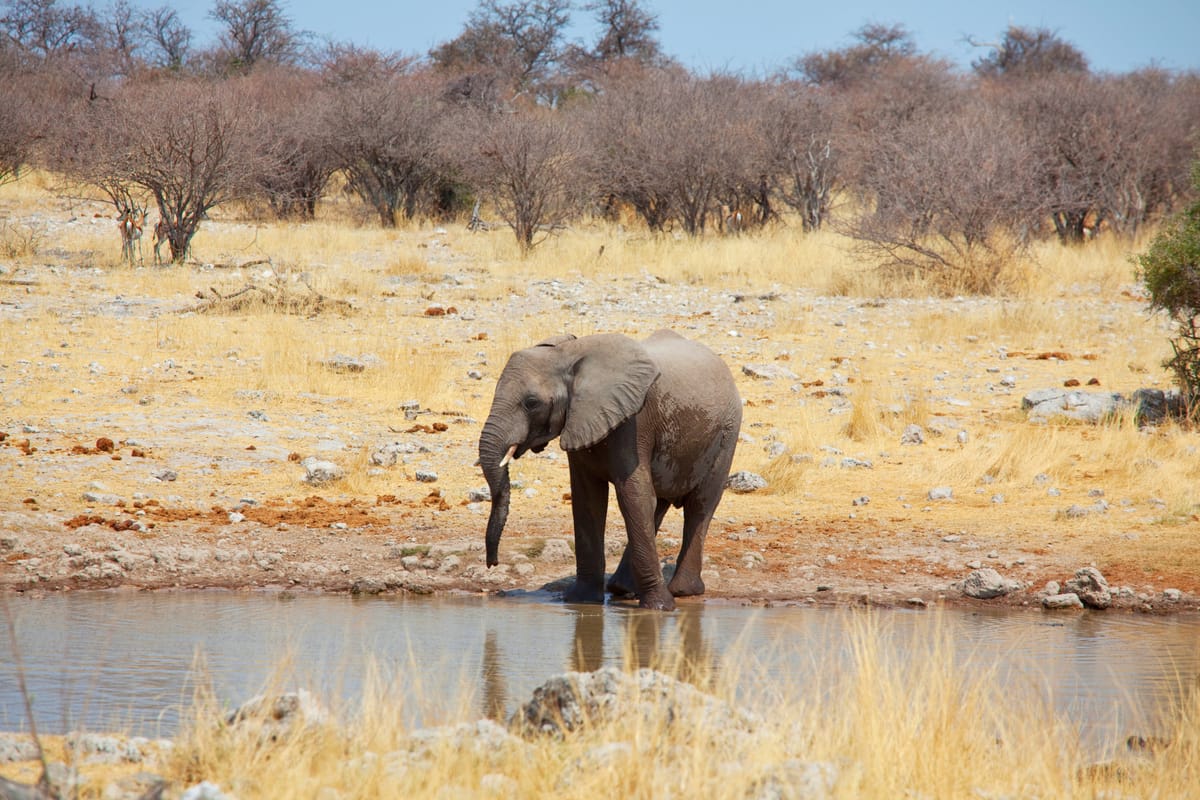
[1, 205, 1198, 616]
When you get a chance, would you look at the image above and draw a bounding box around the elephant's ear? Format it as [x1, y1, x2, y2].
[560, 334, 660, 452]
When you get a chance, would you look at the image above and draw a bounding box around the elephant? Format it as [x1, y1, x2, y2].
[478, 329, 742, 611]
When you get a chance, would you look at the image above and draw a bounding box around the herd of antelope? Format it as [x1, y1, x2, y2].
[116, 202, 170, 265]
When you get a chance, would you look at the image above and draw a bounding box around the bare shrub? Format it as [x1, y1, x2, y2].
[325, 68, 449, 227]
[843, 97, 1038, 295]
[448, 107, 586, 252]
[243, 65, 337, 219]
[586, 69, 765, 236]
[762, 82, 842, 231]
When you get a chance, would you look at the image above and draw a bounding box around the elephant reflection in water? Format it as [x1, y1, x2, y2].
[481, 630, 507, 721]
[569, 606, 717, 687]
[479, 607, 719, 720]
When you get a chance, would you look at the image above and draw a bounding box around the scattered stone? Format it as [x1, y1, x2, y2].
[1022, 389, 1122, 423]
[840, 457, 872, 469]
[1022, 387, 1187, 425]
[1043, 593, 1085, 610]
[468, 487, 491, 502]
[1131, 388, 1186, 424]
[350, 578, 386, 595]
[961, 568, 1019, 599]
[513, 667, 758, 738]
[414, 470, 438, 483]
[742, 363, 798, 381]
[1064, 567, 1111, 609]
[1163, 588, 1183, 602]
[153, 469, 177, 482]
[226, 689, 329, 739]
[900, 424, 924, 445]
[750, 759, 839, 800]
[321, 353, 381, 373]
[301, 457, 344, 485]
[727, 471, 767, 493]
[927, 486, 953, 501]
[180, 781, 233, 800]
[370, 441, 429, 467]
[0, 733, 39, 762]
[539, 538, 574, 562]
[851, 496, 869, 507]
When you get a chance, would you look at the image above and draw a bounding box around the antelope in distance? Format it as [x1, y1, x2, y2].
[152, 216, 170, 264]
[116, 199, 147, 265]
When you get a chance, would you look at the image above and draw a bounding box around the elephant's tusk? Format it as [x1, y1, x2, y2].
[498, 443, 518, 468]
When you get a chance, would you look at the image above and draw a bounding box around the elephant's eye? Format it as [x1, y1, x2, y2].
[521, 395, 541, 411]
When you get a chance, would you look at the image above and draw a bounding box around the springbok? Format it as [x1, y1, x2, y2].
[117, 205, 146, 265]
[152, 217, 170, 264]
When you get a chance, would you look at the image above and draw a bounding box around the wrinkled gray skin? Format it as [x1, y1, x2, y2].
[479, 330, 742, 611]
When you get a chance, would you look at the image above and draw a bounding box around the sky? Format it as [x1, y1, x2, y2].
[160, 0, 1200, 75]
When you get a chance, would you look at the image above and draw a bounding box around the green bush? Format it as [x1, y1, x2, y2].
[1138, 159, 1200, 421]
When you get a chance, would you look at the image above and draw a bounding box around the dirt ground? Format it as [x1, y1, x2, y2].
[1, 203, 1198, 616]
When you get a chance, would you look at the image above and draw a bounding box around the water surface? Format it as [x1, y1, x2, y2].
[2, 591, 1196, 757]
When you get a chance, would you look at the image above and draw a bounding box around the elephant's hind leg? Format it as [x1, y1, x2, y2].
[668, 488, 724, 597]
[607, 499, 671, 598]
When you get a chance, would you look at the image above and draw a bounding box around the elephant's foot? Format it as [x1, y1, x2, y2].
[668, 571, 705, 597]
[606, 572, 636, 598]
[638, 585, 677, 611]
[563, 579, 605, 605]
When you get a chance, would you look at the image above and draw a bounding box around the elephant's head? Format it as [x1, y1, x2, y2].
[479, 333, 660, 567]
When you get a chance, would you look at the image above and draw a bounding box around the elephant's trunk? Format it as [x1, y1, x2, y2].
[480, 427, 518, 567]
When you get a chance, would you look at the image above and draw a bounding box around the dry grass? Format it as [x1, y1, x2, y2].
[130, 612, 1200, 799]
[1, 175, 1198, 581]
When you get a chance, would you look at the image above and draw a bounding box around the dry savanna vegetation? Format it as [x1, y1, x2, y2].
[2, 2, 1200, 797]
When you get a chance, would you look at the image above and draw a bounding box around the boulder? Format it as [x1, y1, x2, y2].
[1022, 389, 1122, 423]
[301, 457, 344, 485]
[226, 689, 329, 739]
[1064, 567, 1111, 609]
[727, 471, 768, 494]
[513, 667, 759, 738]
[1042, 593, 1085, 609]
[961, 568, 1019, 599]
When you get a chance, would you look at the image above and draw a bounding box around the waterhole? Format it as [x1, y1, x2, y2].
[2, 592, 1197, 757]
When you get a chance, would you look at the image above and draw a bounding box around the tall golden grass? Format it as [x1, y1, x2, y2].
[145, 611, 1200, 799]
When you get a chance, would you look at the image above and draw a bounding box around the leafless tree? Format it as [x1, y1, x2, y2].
[140, 5, 190, 70]
[430, 0, 571, 102]
[763, 81, 842, 230]
[563, 0, 665, 81]
[586, 0, 660, 62]
[54, 77, 272, 262]
[449, 107, 586, 251]
[0, 66, 40, 185]
[243, 65, 336, 218]
[793, 22, 915, 87]
[586, 69, 764, 236]
[208, 0, 304, 72]
[96, 0, 141, 72]
[1, 0, 99, 58]
[843, 95, 1039, 294]
[970, 25, 1088, 78]
[325, 67, 448, 226]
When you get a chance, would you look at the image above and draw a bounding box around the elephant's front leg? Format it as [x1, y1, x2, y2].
[614, 479, 675, 611]
[607, 498, 670, 598]
[563, 455, 608, 604]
